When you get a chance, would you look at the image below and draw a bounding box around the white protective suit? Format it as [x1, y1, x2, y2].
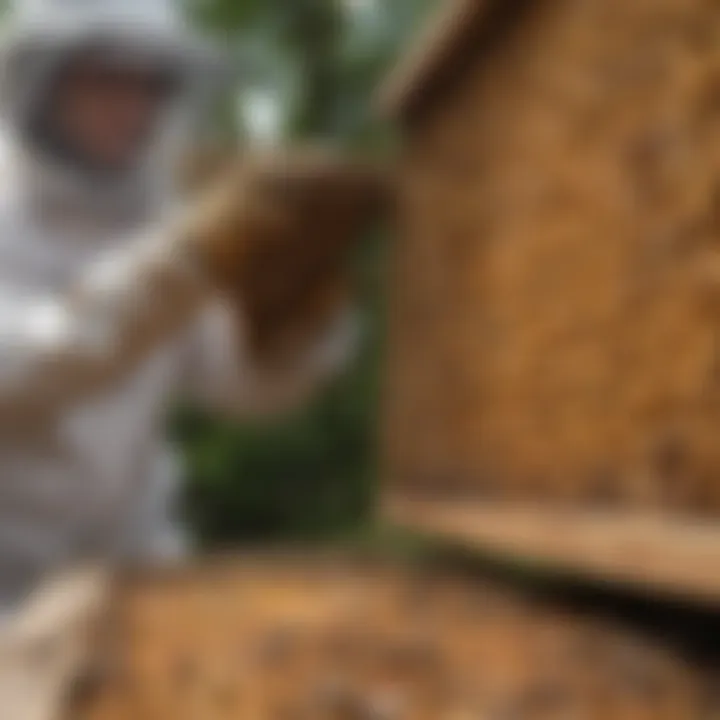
[0, 0, 357, 610]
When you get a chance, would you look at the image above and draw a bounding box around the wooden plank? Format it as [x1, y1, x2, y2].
[384, 495, 720, 605]
[0, 567, 112, 720]
[374, 0, 490, 119]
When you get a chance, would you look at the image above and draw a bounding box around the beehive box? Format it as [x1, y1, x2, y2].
[67, 555, 719, 720]
[378, 0, 720, 598]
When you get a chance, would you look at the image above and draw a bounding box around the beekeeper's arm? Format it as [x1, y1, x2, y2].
[0, 151, 382, 433]
[0, 225, 212, 436]
[0, 154, 279, 434]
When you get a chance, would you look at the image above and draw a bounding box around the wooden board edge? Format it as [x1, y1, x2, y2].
[374, 0, 491, 120]
[382, 494, 720, 607]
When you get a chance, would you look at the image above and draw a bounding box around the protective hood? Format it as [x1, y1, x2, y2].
[0, 0, 227, 226]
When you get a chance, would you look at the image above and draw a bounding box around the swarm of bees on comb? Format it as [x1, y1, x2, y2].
[180, 144, 391, 369]
[67, 559, 718, 720]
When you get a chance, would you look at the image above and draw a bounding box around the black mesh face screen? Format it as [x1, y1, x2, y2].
[23, 47, 183, 181]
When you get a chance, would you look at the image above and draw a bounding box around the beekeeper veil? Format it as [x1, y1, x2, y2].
[0, 0, 225, 221]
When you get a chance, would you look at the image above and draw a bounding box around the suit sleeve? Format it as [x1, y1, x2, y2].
[0, 228, 210, 436]
[178, 299, 360, 419]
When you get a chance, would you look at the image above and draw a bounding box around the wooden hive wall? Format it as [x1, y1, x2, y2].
[383, 0, 720, 514]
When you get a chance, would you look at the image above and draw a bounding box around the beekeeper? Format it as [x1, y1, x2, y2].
[0, 0, 363, 612]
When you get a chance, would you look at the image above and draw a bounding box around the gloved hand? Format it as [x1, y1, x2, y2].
[182, 147, 390, 366]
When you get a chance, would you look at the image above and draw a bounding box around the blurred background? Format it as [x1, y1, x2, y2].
[169, 0, 434, 547]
